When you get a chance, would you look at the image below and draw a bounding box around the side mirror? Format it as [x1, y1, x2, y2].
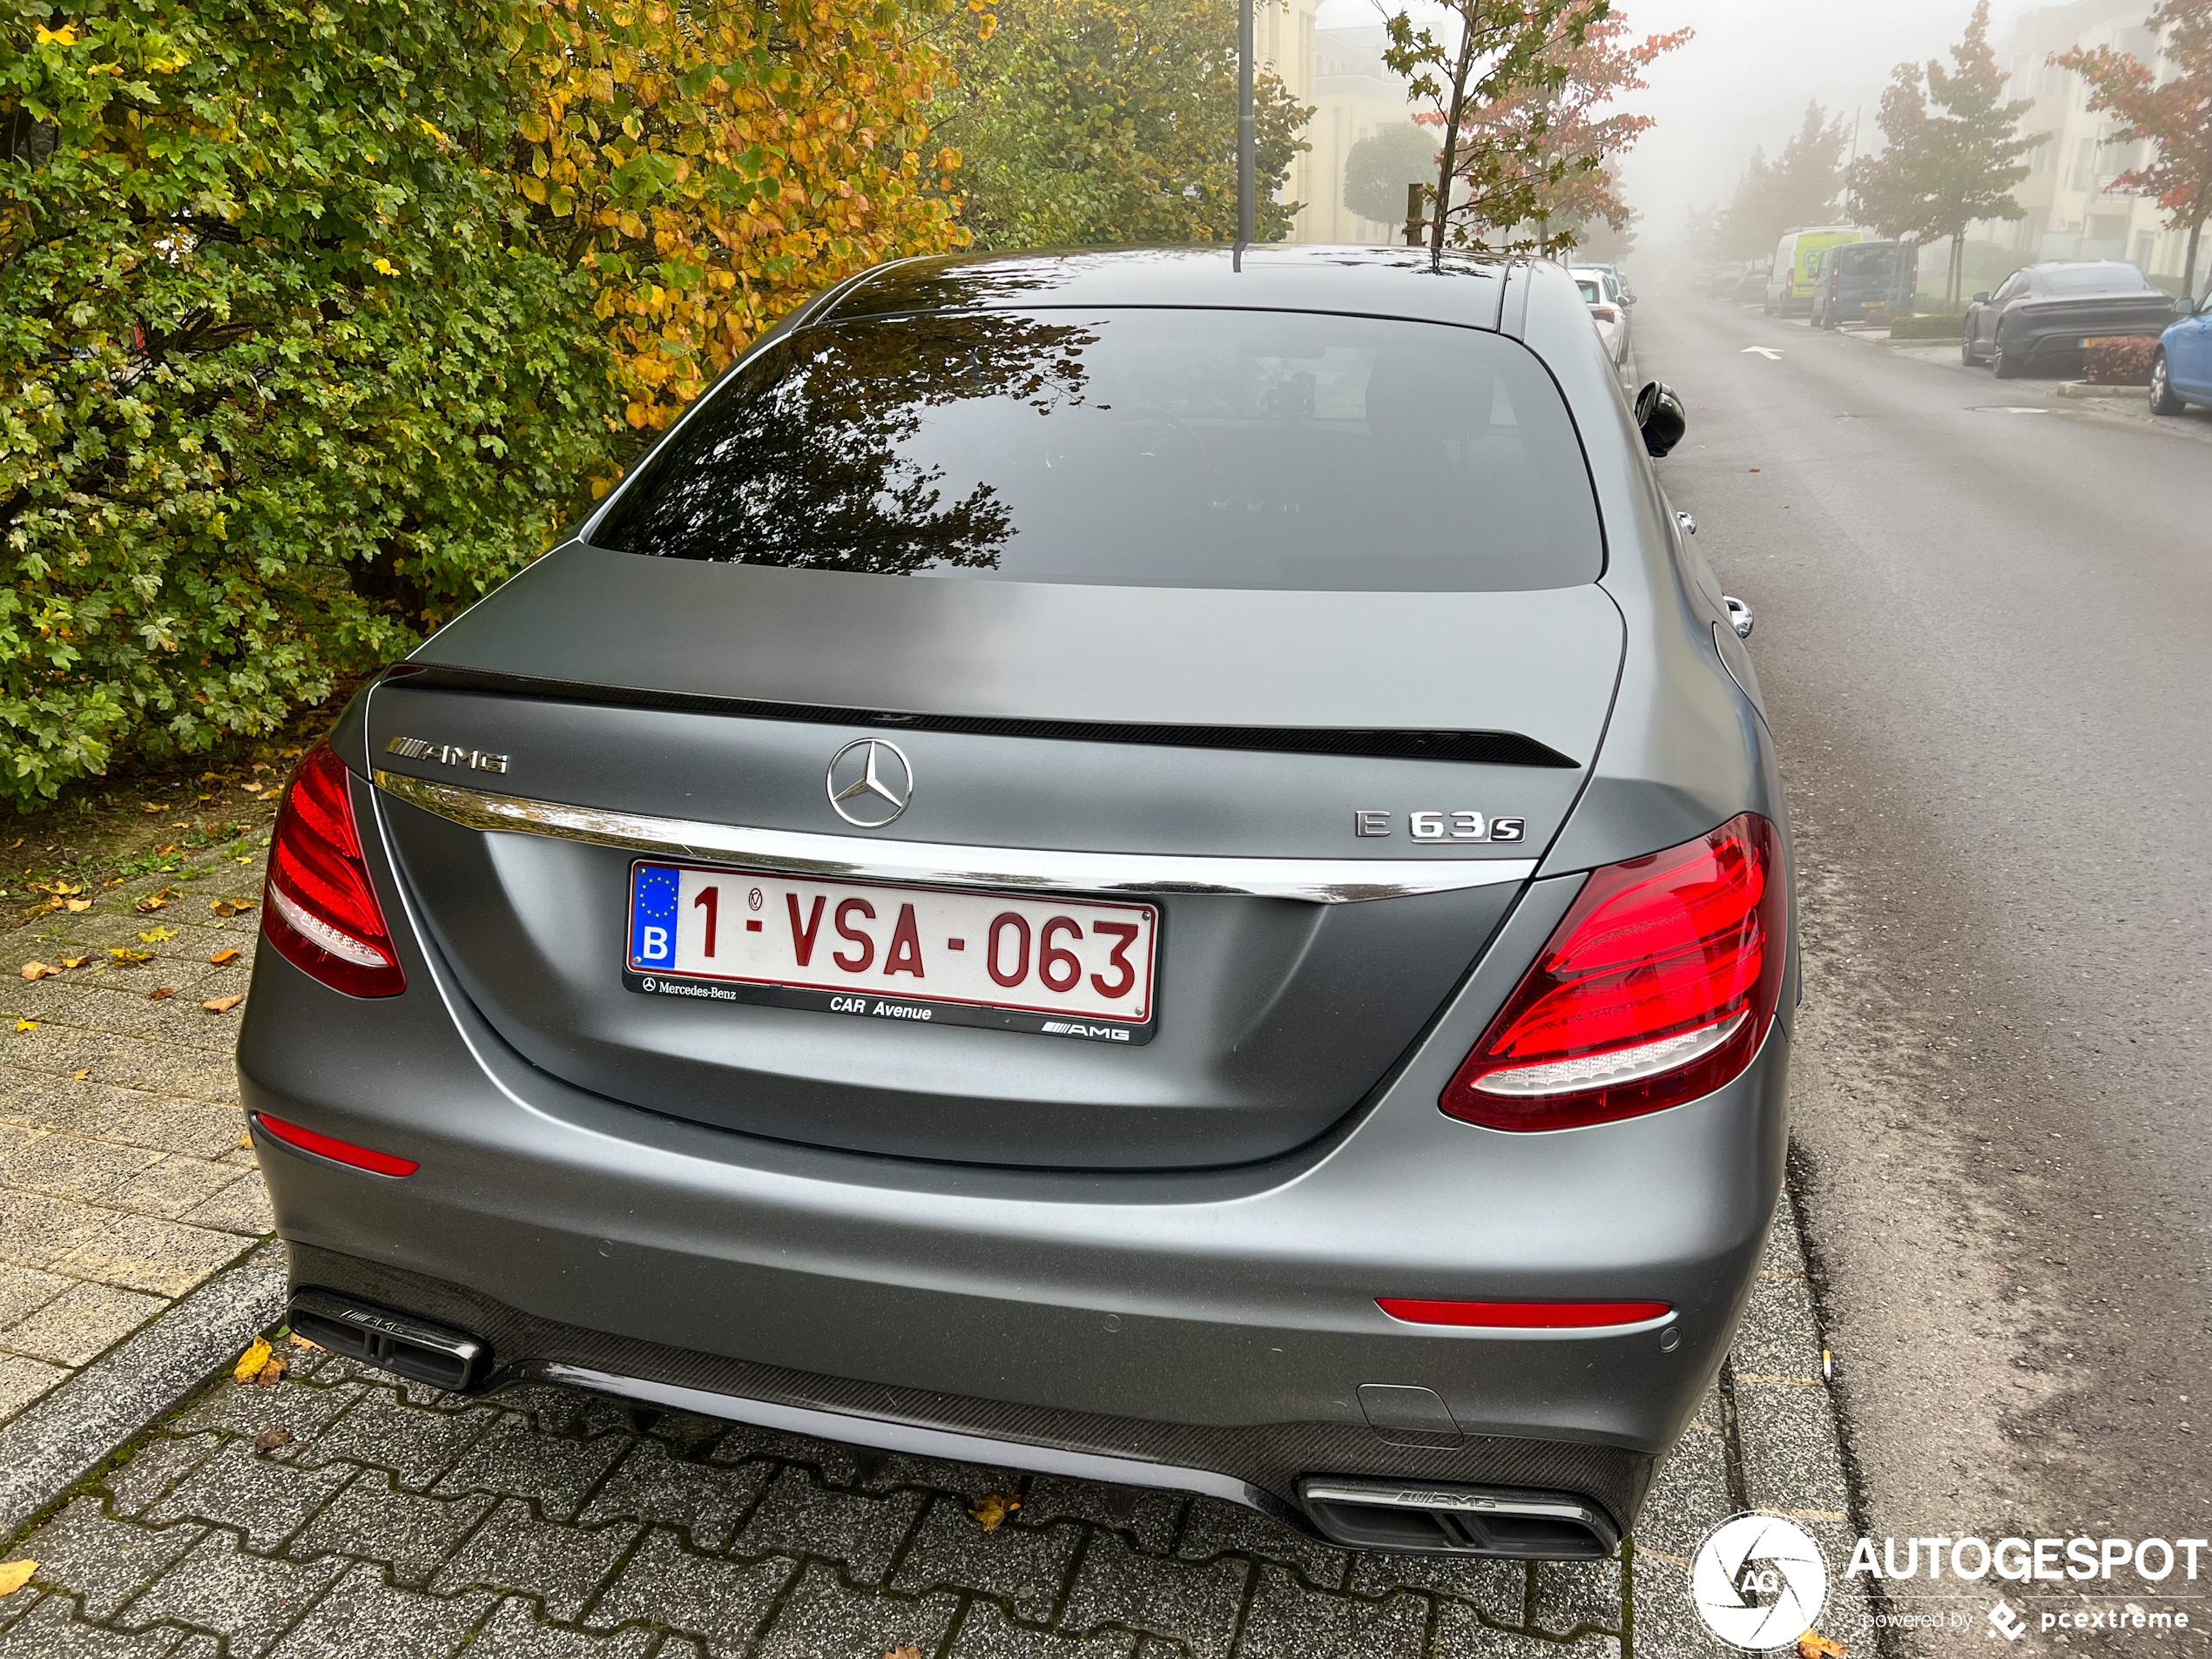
[1635, 381, 1687, 459]
[1971, 291, 1991, 305]
[1622, 293, 1639, 307]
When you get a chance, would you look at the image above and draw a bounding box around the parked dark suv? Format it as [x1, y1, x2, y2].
[1810, 241, 1908, 329]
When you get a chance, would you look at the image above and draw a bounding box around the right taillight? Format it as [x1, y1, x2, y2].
[262, 743, 407, 997]
[1441, 813, 1784, 1131]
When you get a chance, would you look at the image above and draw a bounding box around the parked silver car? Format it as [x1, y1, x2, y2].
[1571, 266, 1634, 367]
[243, 247, 1793, 1561]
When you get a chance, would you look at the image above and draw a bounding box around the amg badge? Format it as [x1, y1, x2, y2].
[385, 737, 509, 774]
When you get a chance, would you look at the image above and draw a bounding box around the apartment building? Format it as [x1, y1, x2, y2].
[1993, 0, 2191, 280]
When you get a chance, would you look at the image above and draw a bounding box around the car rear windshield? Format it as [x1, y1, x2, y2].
[1833, 246, 1895, 273]
[1575, 280, 1603, 303]
[590, 307, 1603, 591]
[2036, 265, 2152, 293]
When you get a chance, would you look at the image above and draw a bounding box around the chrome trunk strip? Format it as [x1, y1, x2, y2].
[372, 770, 1536, 904]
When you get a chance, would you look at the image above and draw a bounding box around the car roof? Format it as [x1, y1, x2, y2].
[814, 246, 1511, 332]
[2026, 260, 2141, 275]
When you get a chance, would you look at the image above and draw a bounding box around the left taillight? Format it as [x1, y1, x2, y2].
[1440, 813, 1785, 1131]
[262, 743, 407, 997]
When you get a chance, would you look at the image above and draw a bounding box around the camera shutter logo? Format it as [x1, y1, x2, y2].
[1690, 1513, 1830, 1650]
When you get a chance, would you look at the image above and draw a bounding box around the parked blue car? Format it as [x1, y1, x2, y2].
[2151, 293, 2212, 413]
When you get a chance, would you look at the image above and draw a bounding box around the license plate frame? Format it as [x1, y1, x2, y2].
[622, 860, 1160, 1044]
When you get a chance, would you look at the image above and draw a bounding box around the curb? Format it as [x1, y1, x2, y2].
[0, 1238, 287, 1539]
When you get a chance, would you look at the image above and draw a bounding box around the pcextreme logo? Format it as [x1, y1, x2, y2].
[1691, 1513, 1831, 1649]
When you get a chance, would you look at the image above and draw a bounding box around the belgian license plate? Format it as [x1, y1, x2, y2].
[624, 863, 1158, 1042]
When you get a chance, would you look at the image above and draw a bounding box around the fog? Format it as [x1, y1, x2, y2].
[1312, 0, 2046, 253]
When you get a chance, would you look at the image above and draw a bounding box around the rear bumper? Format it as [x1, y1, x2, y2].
[239, 836, 1791, 1547]
[2009, 320, 2169, 364]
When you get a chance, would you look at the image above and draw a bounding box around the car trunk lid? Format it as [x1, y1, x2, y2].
[369, 548, 1624, 1169]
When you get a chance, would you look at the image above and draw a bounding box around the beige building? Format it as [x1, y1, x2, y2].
[1988, 0, 2192, 281]
[1290, 26, 1423, 244]
[1251, 0, 1320, 230]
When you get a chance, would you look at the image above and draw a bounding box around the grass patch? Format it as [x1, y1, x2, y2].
[1891, 314, 1967, 340]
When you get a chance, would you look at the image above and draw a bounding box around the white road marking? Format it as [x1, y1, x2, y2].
[1742, 347, 1784, 360]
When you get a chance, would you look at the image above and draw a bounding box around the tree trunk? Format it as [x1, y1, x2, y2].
[2188, 211, 2206, 303]
[1428, 21, 1477, 265]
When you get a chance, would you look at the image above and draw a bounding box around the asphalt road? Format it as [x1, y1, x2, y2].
[1635, 293, 2212, 1650]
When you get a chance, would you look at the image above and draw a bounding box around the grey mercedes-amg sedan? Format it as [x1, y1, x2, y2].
[242, 246, 1792, 1561]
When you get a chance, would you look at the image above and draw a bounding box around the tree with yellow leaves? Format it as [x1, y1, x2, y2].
[509, 0, 975, 440]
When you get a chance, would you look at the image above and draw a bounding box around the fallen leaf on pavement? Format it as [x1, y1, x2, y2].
[254, 1354, 288, 1386]
[290, 1332, 325, 1352]
[134, 887, 176, 914]
[968, 1494, 1021, 1532]
[64, 898, 91, 912]
[883, 1648, 923, 1659]
[138, 927, 178, 944]
[20, 961, 57, 981]
[204, 995, 244, 1014]
[234, 1337, 273, 1382]
[58, 956, 88, 969]
[0, 1561, 34, 1597]
[236, 1135, 251, 1150]
[149, 988, 176, 1001]
[14, 1020, 34, 1033]
[209, 948, 242, 966]
[252, 1426, 295, 1453]
[210, 897, 253, 918]
[1797, 1633, 1846, 1659]
[73, 1069, 90, 1080]
[107, 948, 151, 963]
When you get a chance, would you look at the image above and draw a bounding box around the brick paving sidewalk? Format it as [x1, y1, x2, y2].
[0, 836, 274, 1423]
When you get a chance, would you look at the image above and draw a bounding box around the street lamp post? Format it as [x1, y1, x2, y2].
[1238, 0, 1255, 245]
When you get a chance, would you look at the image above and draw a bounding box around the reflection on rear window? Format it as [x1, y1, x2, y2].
[1575, 280, 1603, 303]
[591, 308, 1602, 592]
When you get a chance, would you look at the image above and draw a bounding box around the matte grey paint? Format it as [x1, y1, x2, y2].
[242, 813, 1784, 1452]
[253, 251, 1792, 1540]
[380, 798, 1527, 1167]
[408, 556, 1622, 766]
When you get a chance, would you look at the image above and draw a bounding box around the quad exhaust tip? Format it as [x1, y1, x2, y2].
[1299, 1477, 1621, 1560]
[287, 1289, 491, 1392]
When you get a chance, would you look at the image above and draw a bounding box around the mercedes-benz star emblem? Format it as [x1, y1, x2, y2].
[826, 738, 914, 828]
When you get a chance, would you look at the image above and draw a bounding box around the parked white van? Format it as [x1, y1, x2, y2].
[1766, 226, 1866, 315]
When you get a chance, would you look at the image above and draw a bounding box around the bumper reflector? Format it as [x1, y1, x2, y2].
[253, 1112, 418, 1177]
[1376, 1298, 1669, 1329]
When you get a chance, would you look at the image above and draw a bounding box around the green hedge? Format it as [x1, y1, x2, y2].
[1891, 314, 1968, 340]
[1, 1, 616, 810]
